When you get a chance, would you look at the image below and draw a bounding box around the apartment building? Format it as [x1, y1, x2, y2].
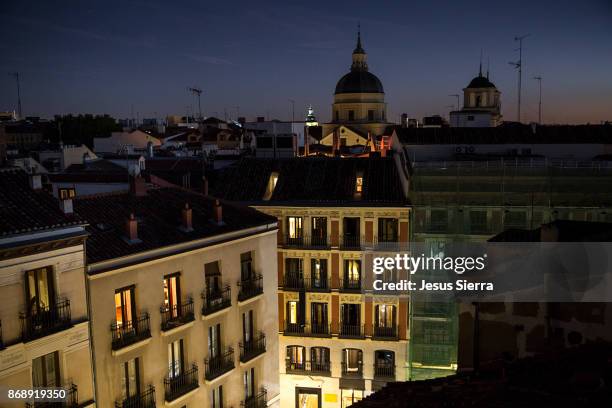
[391, 124, 612, 380]
[0, 169, 95, 407]
[73, 178, 280, 408]
[211, 156, 411, 408]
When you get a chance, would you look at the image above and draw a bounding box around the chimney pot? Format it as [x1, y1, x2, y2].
[181, 203, 193, 232]
[125, 213, 140, 243]
[213, 199, 223, 224]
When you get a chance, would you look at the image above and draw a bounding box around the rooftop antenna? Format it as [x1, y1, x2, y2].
[533, 76, 543, 124]
[487, 57, 490, 79]
[479, 49, 483, 76]
[188, 87, 203, 120]
[9, 72, 22, 119]
[509, 34, 530, 123]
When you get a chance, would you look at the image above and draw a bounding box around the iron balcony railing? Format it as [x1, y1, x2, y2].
[111, 313, 151, 350]
[115, 385, 156, 408]
[237, 274, 263, 302]
[160, 297, 195, 331]
[341, 362, 363, 378]
[20, 298, 72, 341]
[239, 332, 266, 362]
[372, 236, 404, 251]
[286, 360, 331, 375]
[25, 383, 78, 408]
[283, 322, 331, 337]
[201, 286, 231, 316]
[282, 234, 329, 248]
[205, 347, 235, 381]
[164, 363, 199, 402]
[373, 325, 398, 339]
[340, 235, 362, 250]
[374, 363, 395, 379]
[339, 324, 365, 339]
[340, 277, 362, 292]
[282, 275, 331, 291]
[241, 389, 267, 408]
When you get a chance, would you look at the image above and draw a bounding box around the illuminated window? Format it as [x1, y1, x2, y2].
[59, 188, 75, 200]
[287, 301, 299, 324]
[163, 273, 180, 318]
[287, 216, 303, 239]
[115, 286, 135, 328]
[263, 172, 279, 200]
[355, 176, 363, 193]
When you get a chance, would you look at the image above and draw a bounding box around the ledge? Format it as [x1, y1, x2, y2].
[161, 320, 195, 337]
[111, 336, 152, 357]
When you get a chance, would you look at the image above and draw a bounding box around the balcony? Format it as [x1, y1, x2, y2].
[239, 332, 266, 363]
[25, 384, 78, 408]
[241, 389, 267, 408]
[374, 363, 395, 380]
[339, 324, 365, 339]
[340, 235, 362, 250]
[115, 385, 156, 408]
[340, 277, 362, 292]
[160, 298, 195, 331]
[283, 322, 331, 337]
[201, 286, 231, 316]
[205, 347, 235, 381]
[20, 298, 72, 341]
[372, 236, 403, 252]
[282, 275, 331, 292]
[373, 325, 398, 340]
[237, 274, 263, 302]
[164, 363, 199, 402]
[111, 313, 151, 351]
[341, 362, 363, 378]
[286, 360, 331, 376]
[282, 234, 329, 249]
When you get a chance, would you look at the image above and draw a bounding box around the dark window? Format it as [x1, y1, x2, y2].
[378, 218, 398, 242]
[32, 351, 60, 387]
[341, 303, 360, 326]
[368, 110, 374, 121]
[467, 115, 475, 121]
[168, 338, 184, 378]
[209, 323, 221, 358]
[240, 252, 253, 281]
[256, 137, 273, 148]
[348, 110, 355, 121]
[335, 111, 339, 121]
[311, 217, 327, 241]
[276, 136, 293, 148]
[311, 302, 328, 327]
[121, 357, 140, 399]
[205, 261, 222, 295]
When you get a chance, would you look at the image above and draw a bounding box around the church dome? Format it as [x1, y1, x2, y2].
[467, 75, 496, 89]
[335, 70, 384, 94]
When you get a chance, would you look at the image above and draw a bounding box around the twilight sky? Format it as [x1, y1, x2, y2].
[1, 0, 611, 124]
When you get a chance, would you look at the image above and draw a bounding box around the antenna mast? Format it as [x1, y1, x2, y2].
[9, 72, 23, 119]
[509, 34, 530, 123]
[533, 76, 543, 124]
[188, 87, 203, 120]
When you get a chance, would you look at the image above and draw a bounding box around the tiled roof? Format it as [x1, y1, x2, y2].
[65, 159, 127, 173]
[353, 343, 612, 407]
[0, 168, 83, 237]
[73, 187, 276, 265]
[210, 156, 407, 206]
[393, 124, 612, 145]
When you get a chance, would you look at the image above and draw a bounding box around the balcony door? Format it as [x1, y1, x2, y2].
[286, 345, 305, 370]
[342, 348, 362, 373]
[311, 217, 327, 244]
[240, 252, 253, 281]
[163, 273, 181, 318]
[287, 216, 303, 243]
[375, 304, 396, 329]
[205, 261, 222, 295]
[311, 302, 328, 331]
[343, 260, 361, 288]
[340, 303, 360, 326]
[212, 385, 223, 408]
[311, 347, 330, 371]
[121, 357, 140, 400]
[25, 267, 55, 316]
[285, 258, 303, 287]
[209, 323, 222, 359]
[378, 218, 398, 242]
[32, 351, 60, 387]
[168, 339, 184, 378]
[243, 367, 255, 399]
[115, 286, 135, 328]
[242, 310, 254, 344]
[343, 217, 360, 241]
[311, 259, 327, 289]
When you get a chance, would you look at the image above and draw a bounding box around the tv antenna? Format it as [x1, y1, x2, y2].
[9, 72, 23, 119]
[188, 87, 203, 120]
[509, 34, 530, 123]
[533, 76, 543, 124]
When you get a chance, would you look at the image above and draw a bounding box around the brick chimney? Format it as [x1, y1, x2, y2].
[213, 199, 223, 225]
[180, 203, 193, 232]
[202, 176, 209, 196]
[129, 175, 147, 196]
[125, 213, 141, 243]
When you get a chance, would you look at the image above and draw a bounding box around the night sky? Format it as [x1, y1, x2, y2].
[1, 0, 611, 124]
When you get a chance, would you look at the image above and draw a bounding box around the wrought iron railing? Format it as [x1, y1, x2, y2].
[340, 277, 361, 292]
[201, 286, 232, 315]
[20, 298, 72, 341]
[340, 235, 362, 250]
[164, 363, 199, 401]
[286, 360, 331, 375]
[115, 385, 156, 408]
[282, 234, 329, 248]
[283, 322, 331, 337]
[237, 274, 263, 301]
[239, 332, 266, 362]
[160, 298, 194, 331]
[205, 347, 235, 381]
[339, 324, 364, 338]
[374, 363, 395, 379]
[341, 362, 363, 378]
[25, 383, 78, 407]
[241, 389, 267, 408]
[373, 325, 398, 339]
[110, 313, 151, 350]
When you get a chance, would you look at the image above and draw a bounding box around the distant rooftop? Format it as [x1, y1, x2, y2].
[210, 156, 407, 206]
